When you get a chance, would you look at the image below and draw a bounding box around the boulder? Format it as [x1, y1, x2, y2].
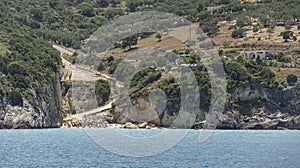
[251, 124, 265, 130]
[217, 120, 238, 129]
[138, 122, 148, 129]
[124, 122, 138, 129]
[216, 112, 239, 129]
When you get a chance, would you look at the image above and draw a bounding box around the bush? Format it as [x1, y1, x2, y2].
[155, 33, 161, 42]
[108, 58, 122, 74]
[253, 26, 259, 33]
[199, 41, 213, 49]
[232, 29, 245, 38]
[260, 68, 275, 82]
[8, 90, 23, 106]
[96, 0, 109, 8]
[8, 61, 25, 75]
[95, 80, 110, 106]
[79, 3, 94, 17]
[97, 61, 106, 71]
[287, 74, 298, 85]
[202, 23, 219, 37]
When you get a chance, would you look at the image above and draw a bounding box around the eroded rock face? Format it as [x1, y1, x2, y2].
[108, 83, 300, 130]
[240, 112, 300, 130]
[219, 83, 300, 130]
[234, 83, 300, 115]
[1, 102, 42, 129]
[0, 74, 62, 129]
[216, 111, 240, 129]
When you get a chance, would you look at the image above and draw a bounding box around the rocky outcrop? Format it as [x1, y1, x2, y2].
[108, 82, 300, 130]
[0, 73, 62, 129]
[61, 81, 76, 117]
[217, 83, 300, 130]
[216, 111, 240, 129]
[241, 112, 300, 130]
[234, 83, 300, 115]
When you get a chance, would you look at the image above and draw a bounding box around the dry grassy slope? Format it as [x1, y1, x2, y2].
[105, 34, 188, 58]
[110, 33, 188, 82]
[211, 20, 300, 83]
[271, 68, 300, 84]
[212, 21, 300, 51]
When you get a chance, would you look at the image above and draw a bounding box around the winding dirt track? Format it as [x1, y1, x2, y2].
[53, 45, 115, 121]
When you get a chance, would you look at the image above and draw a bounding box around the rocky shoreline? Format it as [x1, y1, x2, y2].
[61, 122, 160, 129]
[216, 112, 300, 130]
[60, 115, 300, 130]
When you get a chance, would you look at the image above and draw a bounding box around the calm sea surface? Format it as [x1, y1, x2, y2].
[0, 129, 299, 168]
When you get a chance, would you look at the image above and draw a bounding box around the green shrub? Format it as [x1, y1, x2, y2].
[8, 61, 25, 75]
[8, 90, 23, 106]
[287, 74, 298, 85]
[253, 26, 259, 33]
[232, 29, 245, 38]
[108, 58, 122, 74]
[95, 79, 110, 106]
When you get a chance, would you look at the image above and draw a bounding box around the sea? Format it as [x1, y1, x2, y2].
[0, 129, 299, 168]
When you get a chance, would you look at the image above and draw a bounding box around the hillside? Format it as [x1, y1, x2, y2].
[89, 31, 300, 129]
[0, 0, 300, 129]
[0, 10, 62, 128]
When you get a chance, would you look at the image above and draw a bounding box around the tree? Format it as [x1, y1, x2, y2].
[127, 1, 137, 12]
[257, 22, 264, 32]
[235, 17, 250, 29]
[30, 8, 43, 22]
[260, 68, 275, 85]
[96, 0, 109, 8]
[202, 22, 219, 37]
[197, 2, 205, 12]
[225, 61, 249, 86]
[8, 61, 25, 75]
[97, 61, 106, 71]
[49, 1, 58, 9]
[8, 90, 23, 106]
[293, 36, 297, 42]
[155, 33, 162, 42]
[287, 74, 298, 85]
[95, 80, 110, 106]
[121, 36, 138, 50]
[232, 29, 245, 38]
[79, 3, 94, 17]
[253, 26, 259, 33]
[107, 56, 114, 64]
[280, 31, 295, 42]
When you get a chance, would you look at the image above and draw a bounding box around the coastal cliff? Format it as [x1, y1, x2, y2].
[0, 73, 62, 129]
[217, 83, 300, 130]
[107, 84, 300, 130]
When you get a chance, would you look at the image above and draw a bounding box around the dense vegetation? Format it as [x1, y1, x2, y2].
[2, 0, 300, 49]
[0, 10, 61, 107]
[126, 0, 300, 38]
[0, 0, 124, 49]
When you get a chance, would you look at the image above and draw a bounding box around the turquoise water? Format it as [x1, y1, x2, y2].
[0, 129, 300, 168]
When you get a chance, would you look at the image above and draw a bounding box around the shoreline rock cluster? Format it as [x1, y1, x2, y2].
[216, 111, 300, 130]
[61, 121, 160, 129]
